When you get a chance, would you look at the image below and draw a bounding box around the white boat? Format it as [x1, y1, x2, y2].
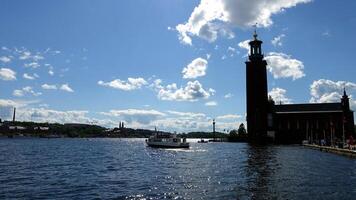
[146, 133, 189, 148]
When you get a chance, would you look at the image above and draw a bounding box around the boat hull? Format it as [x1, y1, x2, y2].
[146, 141, 189, 148]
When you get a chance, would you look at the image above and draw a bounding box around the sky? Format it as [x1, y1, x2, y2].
[1, 0, 356, 133]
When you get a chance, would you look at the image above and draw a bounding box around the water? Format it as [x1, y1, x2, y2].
[0, 138, 355, 200]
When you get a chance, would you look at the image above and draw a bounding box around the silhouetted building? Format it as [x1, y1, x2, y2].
[246, 30, 269, 142]
[119, 121, 125, 129]
[245, 32, 355, 144]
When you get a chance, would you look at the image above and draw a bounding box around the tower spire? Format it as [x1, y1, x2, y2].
[248, 26, 263, 61]
[341, 87, 350, 111]
[253, 23, 258, 40]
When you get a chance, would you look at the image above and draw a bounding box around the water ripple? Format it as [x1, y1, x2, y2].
[0, 138, 355, 199]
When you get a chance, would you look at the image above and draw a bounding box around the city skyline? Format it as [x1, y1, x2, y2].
[1, 0, 356, 132]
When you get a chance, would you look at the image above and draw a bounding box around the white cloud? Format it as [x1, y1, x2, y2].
[227, 46, 235, 52]
[265, 52, 305, 80]
[0, 56, 11, 63]
[41, 83, 73, 92]
[46, 64, 55, 76]
[271, 34, 286, 47]
[24, 62, 40, 69]
[0, 68, 16, 81]
[309, 79, 356, 109]
[224, 93, 233, 98]
[19, 108, 90, 124]
[175, 0, 311, 44]
[23, 73, 37, 80]
[0, 100, 114, 126]
[174, 1, 228, 45]
[227, 46, 237, 57]
[42, 84, 57, 90]
[0, 99, 41, 120]
[0, 99, 39, 119]
[209, 88, 216, 95]
[60, 84, 74, 93]
[98, 77, 148, 91]
[205, 101, 218, 106]
[153, 80, 214, 102]
[152, 118, 201, 132]
[1, 46, 9, 51]
[0, 98, 244, 132]
[19, 50, 44, 62]
[150, 79, 163, 90]
[217, 114, 242, 120]
[0, 99, 37, 108]
[322, 30, 331, 37]
[21, 86, 42, 96]
[268, 87, 292, 104]
[152, 117, 242, 133]
[0, 99, 20, 119]
[238, 39, 250, 55]
[167, 110, 206, 119]
[182, 57, 208, 79]
[150, 110, 243, 133]
[312, 92, 341, 104]
[48, 70, 54, 76]
[13, 86, 42, 97]
[32, 54, 44, 61]
[19, 51, 31, 60]
[100, 109, 165, 124]
[0, 99, 19, 108]
[52, 50, 61, 55]
[13, 90, 24, 97]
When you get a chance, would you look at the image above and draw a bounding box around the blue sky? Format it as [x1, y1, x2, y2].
[1, 0, 356, 132]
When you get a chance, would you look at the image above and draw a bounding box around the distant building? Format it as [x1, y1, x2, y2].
[34, 126, 50, 131]
[119, 121, 125, 129]
[9, 126, 26, 130]
[246, 31, 355, 144]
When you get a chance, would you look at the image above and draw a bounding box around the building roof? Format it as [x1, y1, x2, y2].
[274, 103, 344, 114]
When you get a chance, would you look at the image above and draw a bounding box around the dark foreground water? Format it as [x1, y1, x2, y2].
[0, 138, 355, 200]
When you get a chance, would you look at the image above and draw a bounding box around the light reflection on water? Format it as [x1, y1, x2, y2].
[0, 138, 355, 199]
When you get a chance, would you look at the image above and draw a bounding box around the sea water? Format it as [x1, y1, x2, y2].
[0, 138, 355, 199]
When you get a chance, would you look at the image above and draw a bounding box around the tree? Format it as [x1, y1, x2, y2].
[229, 129, 238, 138]
[237, 123, 247, 135]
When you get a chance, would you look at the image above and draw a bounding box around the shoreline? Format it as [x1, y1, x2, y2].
[303, 144, 356, 158]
